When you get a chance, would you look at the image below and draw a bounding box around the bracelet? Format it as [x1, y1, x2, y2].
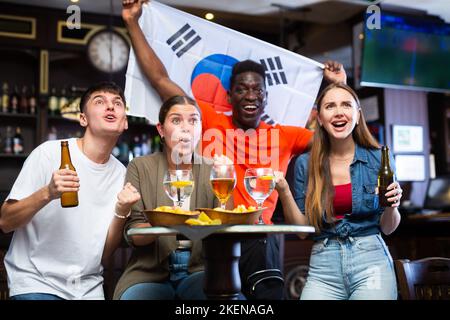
[114, 210, 131, 219]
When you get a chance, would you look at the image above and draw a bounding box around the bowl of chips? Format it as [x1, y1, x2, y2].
[196, 205, 265, 225]
[143, 206, 200, 226]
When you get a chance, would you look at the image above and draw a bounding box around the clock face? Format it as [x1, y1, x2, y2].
[87, 30, 129, 73]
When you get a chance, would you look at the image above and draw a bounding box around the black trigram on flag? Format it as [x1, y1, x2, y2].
[166, 23, 201, 58]
[260, 56, 288, 86]
[261, 113, 276, 125]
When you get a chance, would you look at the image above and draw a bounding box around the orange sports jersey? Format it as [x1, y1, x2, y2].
[198, 101, 313, 224]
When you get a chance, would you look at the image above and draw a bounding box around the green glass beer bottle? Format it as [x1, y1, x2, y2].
[378, 145, 394, 207]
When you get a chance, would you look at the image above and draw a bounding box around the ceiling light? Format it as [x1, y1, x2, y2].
[205, 13, 214, 20]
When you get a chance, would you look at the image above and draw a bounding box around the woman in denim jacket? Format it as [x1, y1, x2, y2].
[275, 83, 402, 300]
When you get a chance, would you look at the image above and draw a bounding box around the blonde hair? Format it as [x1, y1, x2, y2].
[305, 83, 380, 232]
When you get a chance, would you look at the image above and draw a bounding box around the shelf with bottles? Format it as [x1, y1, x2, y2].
[46, 85, 81, 121]
[1, 82, 39, 118]
[113, 132, 163, 165]
[0, 125, 27, 157]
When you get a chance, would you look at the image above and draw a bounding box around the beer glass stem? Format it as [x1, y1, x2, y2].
[220, 201, 226, 210]
[257, 201, 264, 225]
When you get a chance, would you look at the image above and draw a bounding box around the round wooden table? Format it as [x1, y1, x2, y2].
[128, 224, 315, 300]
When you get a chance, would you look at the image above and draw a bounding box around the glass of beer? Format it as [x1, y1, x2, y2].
[244, 168, 275, 224]
[163, 169, 194, 208]
[210, 164, 236, 210]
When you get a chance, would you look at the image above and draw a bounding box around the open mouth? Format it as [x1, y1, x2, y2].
[178, 138, 192, 144]
[104, 114, 116, 121]
[242, 105, 259, 114]
[331, 120, 347, 128]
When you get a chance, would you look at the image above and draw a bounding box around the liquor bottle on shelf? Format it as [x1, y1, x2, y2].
[13, 126, 24, 154]
[58, 88, 69, 114]
[119, 140, 129, 163]
[28, 85, 37, 115]
[112, 144, 120, 158]
[1, 82, 9, 113]
[48, 87, 59, 116]
[10, 85, 19, 114]
[48, 126, 58, 141]
[132, 135, 142, 157]
[4, 126, 13, 154]
[141, 134, 152, 155]
[19, 85, 29, 114]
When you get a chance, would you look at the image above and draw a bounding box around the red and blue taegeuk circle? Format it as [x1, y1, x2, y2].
[190, 54, 239, 113]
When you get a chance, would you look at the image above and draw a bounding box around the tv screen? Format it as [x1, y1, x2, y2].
[361, 12, 450, 93]
[424, 176, 450, 211]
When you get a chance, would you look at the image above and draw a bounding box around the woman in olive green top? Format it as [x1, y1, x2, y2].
[113, 96, 218, 300]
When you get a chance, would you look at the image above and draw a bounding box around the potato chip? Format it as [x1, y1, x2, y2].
[185, 212, 222, 226]
[198, 212, 212, 222]
[153, 205, 199, 215]
[212, 204, 257, 214]
[185, 218, 207, 226]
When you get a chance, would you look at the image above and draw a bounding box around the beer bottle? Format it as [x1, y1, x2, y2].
[1, 82, 9, 113]
[4, 126, 13, 154]
[378, 145, 394, 207]
[60, 141, 78, 207]
[48, 88, 58, 116]
[10, 85, 19, 114]
[13, 127, 24, 154]
[19, 86, 29, 114]
[58, 88, 68, 115]
[28, 85, 37, 114]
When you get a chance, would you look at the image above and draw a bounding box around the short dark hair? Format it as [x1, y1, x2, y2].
[230, 59, 266, 89]
[79, 82, 125, 113]
[159, 95, 201, 124]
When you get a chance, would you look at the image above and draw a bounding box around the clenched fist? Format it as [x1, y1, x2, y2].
[115, 182, 141, 217]
[122, 0, 149, 24]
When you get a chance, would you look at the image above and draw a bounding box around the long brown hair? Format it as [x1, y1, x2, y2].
[305, 83, 380, 232]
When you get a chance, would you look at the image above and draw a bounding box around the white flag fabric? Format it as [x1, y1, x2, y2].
[125, 1, 324, 127]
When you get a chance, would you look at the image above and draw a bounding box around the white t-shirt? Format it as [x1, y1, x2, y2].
[4, 138, 126, 300]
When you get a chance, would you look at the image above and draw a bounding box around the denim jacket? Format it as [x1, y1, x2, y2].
[293, 144, 396, 241]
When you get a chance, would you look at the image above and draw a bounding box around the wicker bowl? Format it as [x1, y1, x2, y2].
[143, 209, 200, 226]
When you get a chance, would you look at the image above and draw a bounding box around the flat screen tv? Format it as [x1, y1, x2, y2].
[424, 176, 450, 211]
[361, 12, 450, 93]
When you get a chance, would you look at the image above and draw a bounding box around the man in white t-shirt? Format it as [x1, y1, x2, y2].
[0, 82, 141, 300]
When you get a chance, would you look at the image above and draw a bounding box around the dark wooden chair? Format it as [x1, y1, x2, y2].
[395, 257, 450, 300]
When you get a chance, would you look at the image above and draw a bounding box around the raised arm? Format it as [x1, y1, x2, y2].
[274, 172, 309, 239]
[323, 60, 347, 84]
[274, 172, 308, 226]
[122, 0, 185, 102]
